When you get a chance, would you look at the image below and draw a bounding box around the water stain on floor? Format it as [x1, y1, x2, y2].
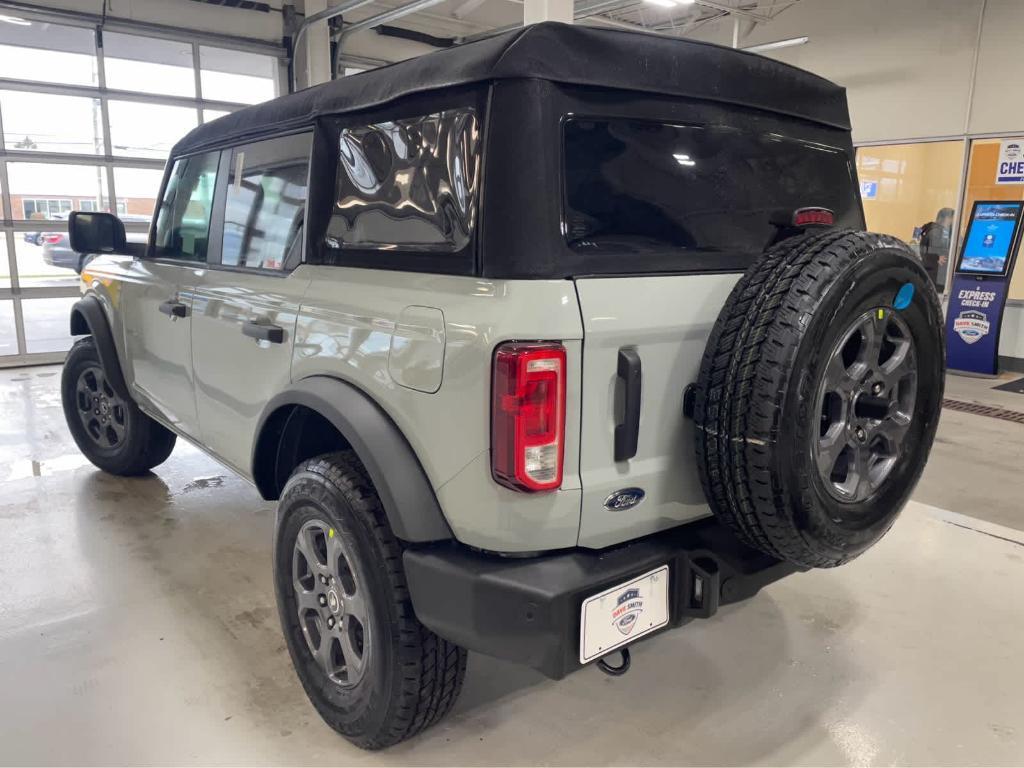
[182, 475, 226, 493]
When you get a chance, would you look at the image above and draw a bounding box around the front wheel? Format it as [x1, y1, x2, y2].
[61, 337, 176, 475]
[274, 451, 467, 750]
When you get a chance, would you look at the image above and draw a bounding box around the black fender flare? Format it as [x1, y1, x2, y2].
[253, 376, 452, 543]
[69, 295, 132, 402]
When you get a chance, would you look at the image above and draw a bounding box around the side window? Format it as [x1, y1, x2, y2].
[221, 132, 312, 271]
[154, 151, 220, 262]
[326, 108, 480, 253]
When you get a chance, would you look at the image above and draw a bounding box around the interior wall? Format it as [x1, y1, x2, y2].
[967, 0, 1024, 135]
[688, 0, 1024, 145]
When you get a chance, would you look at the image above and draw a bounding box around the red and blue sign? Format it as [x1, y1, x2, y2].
[997, 141, 1024, 184]
[611, 587, 644, 636]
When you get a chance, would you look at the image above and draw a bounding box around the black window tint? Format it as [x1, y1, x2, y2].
[564, 119, 859, 261]
[326, 109, 480, 252]
[154, 151, 220, 262]
[222, 132, 311, 271]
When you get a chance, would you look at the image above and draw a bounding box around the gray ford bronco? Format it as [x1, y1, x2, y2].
[60, 23, 944, 749]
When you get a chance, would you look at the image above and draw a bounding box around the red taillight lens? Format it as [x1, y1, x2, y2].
[43, 234, 62, 244]
[492, 342, 566, 492]
[792, 207, 834, 227]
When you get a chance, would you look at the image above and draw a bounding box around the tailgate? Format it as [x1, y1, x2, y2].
[574, 274, 739, 549]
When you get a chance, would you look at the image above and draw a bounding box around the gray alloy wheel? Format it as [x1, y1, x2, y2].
[75, 365, 129, 450]
[292, 517, 370, 687]
[814, 307, 918, 503]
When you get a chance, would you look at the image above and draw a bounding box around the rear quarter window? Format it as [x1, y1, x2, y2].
[563, 118, 860, 268]
[325, 108, 481, 253]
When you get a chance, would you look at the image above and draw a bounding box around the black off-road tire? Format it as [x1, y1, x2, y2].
[274, 451, 467, 750]
[694, 230, 944, 568]
[61, 336, 176, 475]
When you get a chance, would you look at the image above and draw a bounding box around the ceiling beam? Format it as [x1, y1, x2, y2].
[694, 1, 769, 21]
[341, 0, 449, 37]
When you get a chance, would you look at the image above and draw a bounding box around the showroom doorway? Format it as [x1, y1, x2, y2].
[0, 12, 284, 366]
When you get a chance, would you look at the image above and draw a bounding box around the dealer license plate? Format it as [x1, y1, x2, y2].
[579, 565, 670, 664]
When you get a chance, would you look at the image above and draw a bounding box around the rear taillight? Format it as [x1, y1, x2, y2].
[491, 342, 566, 492]
[43, 234, 61, 244]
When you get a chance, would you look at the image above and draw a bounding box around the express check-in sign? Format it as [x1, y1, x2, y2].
[996, 139, 1024, 184]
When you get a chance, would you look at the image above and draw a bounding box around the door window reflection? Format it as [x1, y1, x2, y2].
[221, 133, 311, 271]
[155, 151, 220, 262]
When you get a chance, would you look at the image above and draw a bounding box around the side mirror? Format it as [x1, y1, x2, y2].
[68, 211, 127, 255]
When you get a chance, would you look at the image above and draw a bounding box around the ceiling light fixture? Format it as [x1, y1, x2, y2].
[642, 0, 696, 6]
[742, 36, 810, 53]
[0, 14, 31, 25]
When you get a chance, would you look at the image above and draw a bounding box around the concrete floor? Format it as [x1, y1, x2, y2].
[0, 366, 1022, 766]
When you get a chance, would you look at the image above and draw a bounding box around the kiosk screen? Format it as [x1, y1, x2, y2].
[957, 202, 1023, 276]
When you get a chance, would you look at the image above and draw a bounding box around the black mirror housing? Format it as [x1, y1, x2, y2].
[68, 211, 127, 255]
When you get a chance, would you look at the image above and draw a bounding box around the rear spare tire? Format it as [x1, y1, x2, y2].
[693, 230, 944, 568]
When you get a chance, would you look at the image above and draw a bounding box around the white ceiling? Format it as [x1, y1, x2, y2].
[346, 0, 802, 37]
[312, 0, 804, 66]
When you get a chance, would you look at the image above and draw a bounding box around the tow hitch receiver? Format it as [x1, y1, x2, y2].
[597, 647, 631, 676]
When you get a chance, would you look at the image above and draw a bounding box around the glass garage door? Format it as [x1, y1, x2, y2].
[0, 13, 283, 366]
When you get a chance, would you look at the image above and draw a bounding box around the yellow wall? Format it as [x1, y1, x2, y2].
[856, 141, 965, 243]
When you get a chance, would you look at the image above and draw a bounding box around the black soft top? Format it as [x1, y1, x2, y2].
[172, 22, 848, 155]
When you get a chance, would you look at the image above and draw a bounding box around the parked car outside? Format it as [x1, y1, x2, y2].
[44, 214, 150, 273]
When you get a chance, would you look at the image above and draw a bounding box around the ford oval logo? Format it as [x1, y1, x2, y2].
[604, 488, 646, 511]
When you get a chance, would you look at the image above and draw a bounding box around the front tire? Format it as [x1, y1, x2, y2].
[61, 337, 176, 475]
[274, 451, 467, 750]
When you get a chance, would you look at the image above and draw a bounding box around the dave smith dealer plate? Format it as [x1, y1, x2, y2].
[579, 565, 670, 664]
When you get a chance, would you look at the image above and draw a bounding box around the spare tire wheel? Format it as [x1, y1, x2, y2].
[693, 230, 944, 568]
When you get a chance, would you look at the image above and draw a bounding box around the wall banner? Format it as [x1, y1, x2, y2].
[996, 139, 1024, 184]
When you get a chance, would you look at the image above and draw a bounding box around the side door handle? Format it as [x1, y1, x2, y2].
[158, 299, 189, 318]
[614, 347, 642, 462]
[242, 319, 285, 344]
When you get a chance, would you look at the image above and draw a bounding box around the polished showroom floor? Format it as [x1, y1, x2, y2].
[0, 365, 1022, 766]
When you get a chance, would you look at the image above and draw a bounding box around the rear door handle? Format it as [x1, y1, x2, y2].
[242, 320, 285, 344]
[158, 300, 188, 318]
[614, 347, 642, 462]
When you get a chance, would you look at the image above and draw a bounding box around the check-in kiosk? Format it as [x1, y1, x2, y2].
[945, 201, 1024, 376]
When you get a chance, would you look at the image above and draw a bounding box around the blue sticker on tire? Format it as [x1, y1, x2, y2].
[894, 282, 914, 310]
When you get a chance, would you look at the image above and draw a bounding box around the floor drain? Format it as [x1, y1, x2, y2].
[942, 399, 1024, 424]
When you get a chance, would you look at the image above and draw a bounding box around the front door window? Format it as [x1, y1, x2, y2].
[154, 151, 220, 262]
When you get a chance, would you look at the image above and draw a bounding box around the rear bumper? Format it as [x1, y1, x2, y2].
[403, 517, 801, 679]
